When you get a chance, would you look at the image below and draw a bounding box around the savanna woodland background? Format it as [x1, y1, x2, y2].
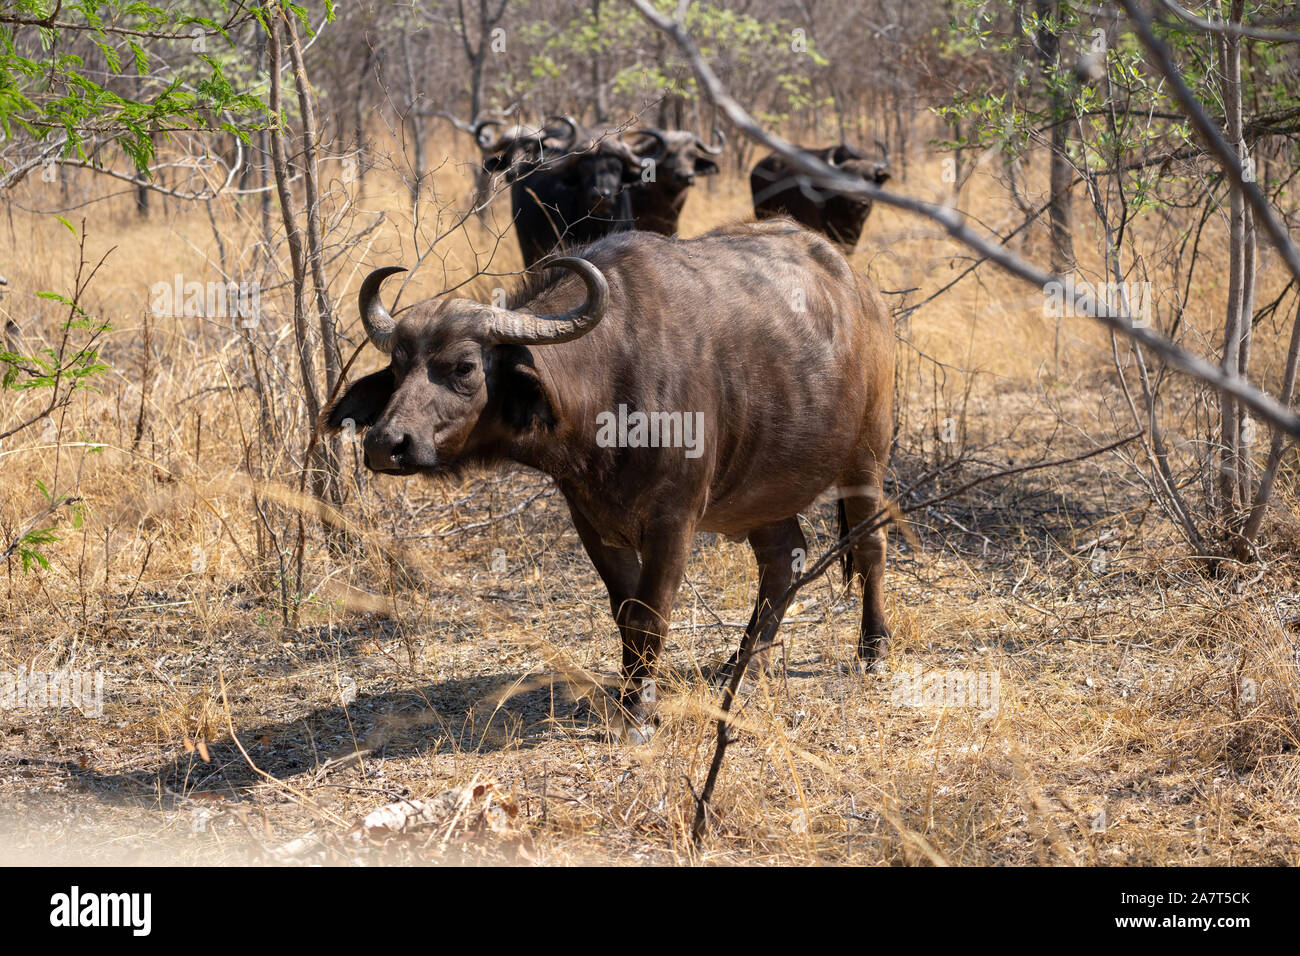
[3, 0, 1300, 865]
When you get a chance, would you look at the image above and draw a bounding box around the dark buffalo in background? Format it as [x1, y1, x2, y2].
[325, 220, 895, 741]
[482, 116, 643, 267]
[623, 127, 725, 235]
[750, 143, 891, 249]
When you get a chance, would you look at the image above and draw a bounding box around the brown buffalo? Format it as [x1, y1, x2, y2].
[325, 220, 894, 740]
[624, 127, 725, 235]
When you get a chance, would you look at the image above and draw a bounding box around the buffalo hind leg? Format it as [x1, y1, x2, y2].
[841, 488, 890, 671]
[720, 517, 806, 683]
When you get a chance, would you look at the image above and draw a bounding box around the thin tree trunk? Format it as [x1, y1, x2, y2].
[401, 32, 427, 212]
[285, 14, 343, 510]
[591, 0, 608, 123]
[286, 17, 339, 397]
[354, 48, 373, 195]
[1239, 293, 1300, 554]
[265, 15, 320, 434]
[1218, 3, 1247, 527]
[256, 29, 272, 251]
[1037, 0, 1075, 274]
[1237, 205, 1257, 509]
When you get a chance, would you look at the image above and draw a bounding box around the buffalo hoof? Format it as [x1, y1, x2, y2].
[610, 709, 658, 744]
[854, 656, 889, 676]
[856, 636, 890, 675]
[610, 680, 658, 744]
[621, 719, 657, 745]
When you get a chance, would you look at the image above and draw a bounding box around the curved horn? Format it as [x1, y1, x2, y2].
[473, 117, 508, 147]
[483, 257, 608, 346]
[696, 127, 726, 155]
[431, 110, 476, 134]
[875, 138, 891, 164]
[628, 127, 669, 164]
[480, 121, 534, 154]
[603, 134, 649, 170]
[543, 115, 580, 149]
[359, 266, 406, 353]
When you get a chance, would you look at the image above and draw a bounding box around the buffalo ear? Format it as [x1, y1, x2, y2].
[831, 144, 856, 166]
[502, 158, 541, 184]
[484, 152, 529, 180]
[487, 143, 543, 183]
[323, 367, 395, 433]
[496, 348, 555, 431]
[694, 155, 720, 176]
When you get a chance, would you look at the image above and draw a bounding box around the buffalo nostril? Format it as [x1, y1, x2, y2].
[365, 431, 412, 471]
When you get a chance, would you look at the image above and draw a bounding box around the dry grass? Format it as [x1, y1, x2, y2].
[2, 125, 1300, 865]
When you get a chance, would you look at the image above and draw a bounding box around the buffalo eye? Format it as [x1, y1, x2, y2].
[454, 360, 476, 378]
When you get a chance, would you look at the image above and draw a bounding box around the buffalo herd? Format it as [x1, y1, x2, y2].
[439, 111, 890, 262]
[331, 113, 896, 739]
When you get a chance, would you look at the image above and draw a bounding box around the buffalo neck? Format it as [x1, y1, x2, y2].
[499, 340, 594, 482]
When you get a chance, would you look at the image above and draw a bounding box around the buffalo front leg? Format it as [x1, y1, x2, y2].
[563, 497, 641, 724]
[564, 496, 640, 621]
[616, 520, 694, 743]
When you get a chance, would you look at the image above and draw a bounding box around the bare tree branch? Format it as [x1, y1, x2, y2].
[1154, 0, 1300, 43]
[627, 0, 1300, 442]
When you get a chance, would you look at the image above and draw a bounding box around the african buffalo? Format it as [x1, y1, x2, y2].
[325, 219, 894, 741]
[482, 116, 643, 267]
[623, 127, 725, 235]
[750, 143, 891, 249]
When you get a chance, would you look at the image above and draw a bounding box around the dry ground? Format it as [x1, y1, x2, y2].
[2, 128, 1300, 864]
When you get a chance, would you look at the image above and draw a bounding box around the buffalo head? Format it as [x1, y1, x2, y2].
[478, 119, 567, 179]
[483, 116, 642, 213]
[627, 127, 725, 188]
[829, 141, 891, 188]
[325, 259, 608, 475]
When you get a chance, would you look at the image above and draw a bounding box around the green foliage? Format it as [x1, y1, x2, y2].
[1, 266, 111, 395]
[936, 0, 1299, 208]
[0, 0, 269, 178]
[15, 523, 59, 572]
[511, 0, 828, 126]
[0, 222, 110, 574]
[9, 483, 84, 573]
